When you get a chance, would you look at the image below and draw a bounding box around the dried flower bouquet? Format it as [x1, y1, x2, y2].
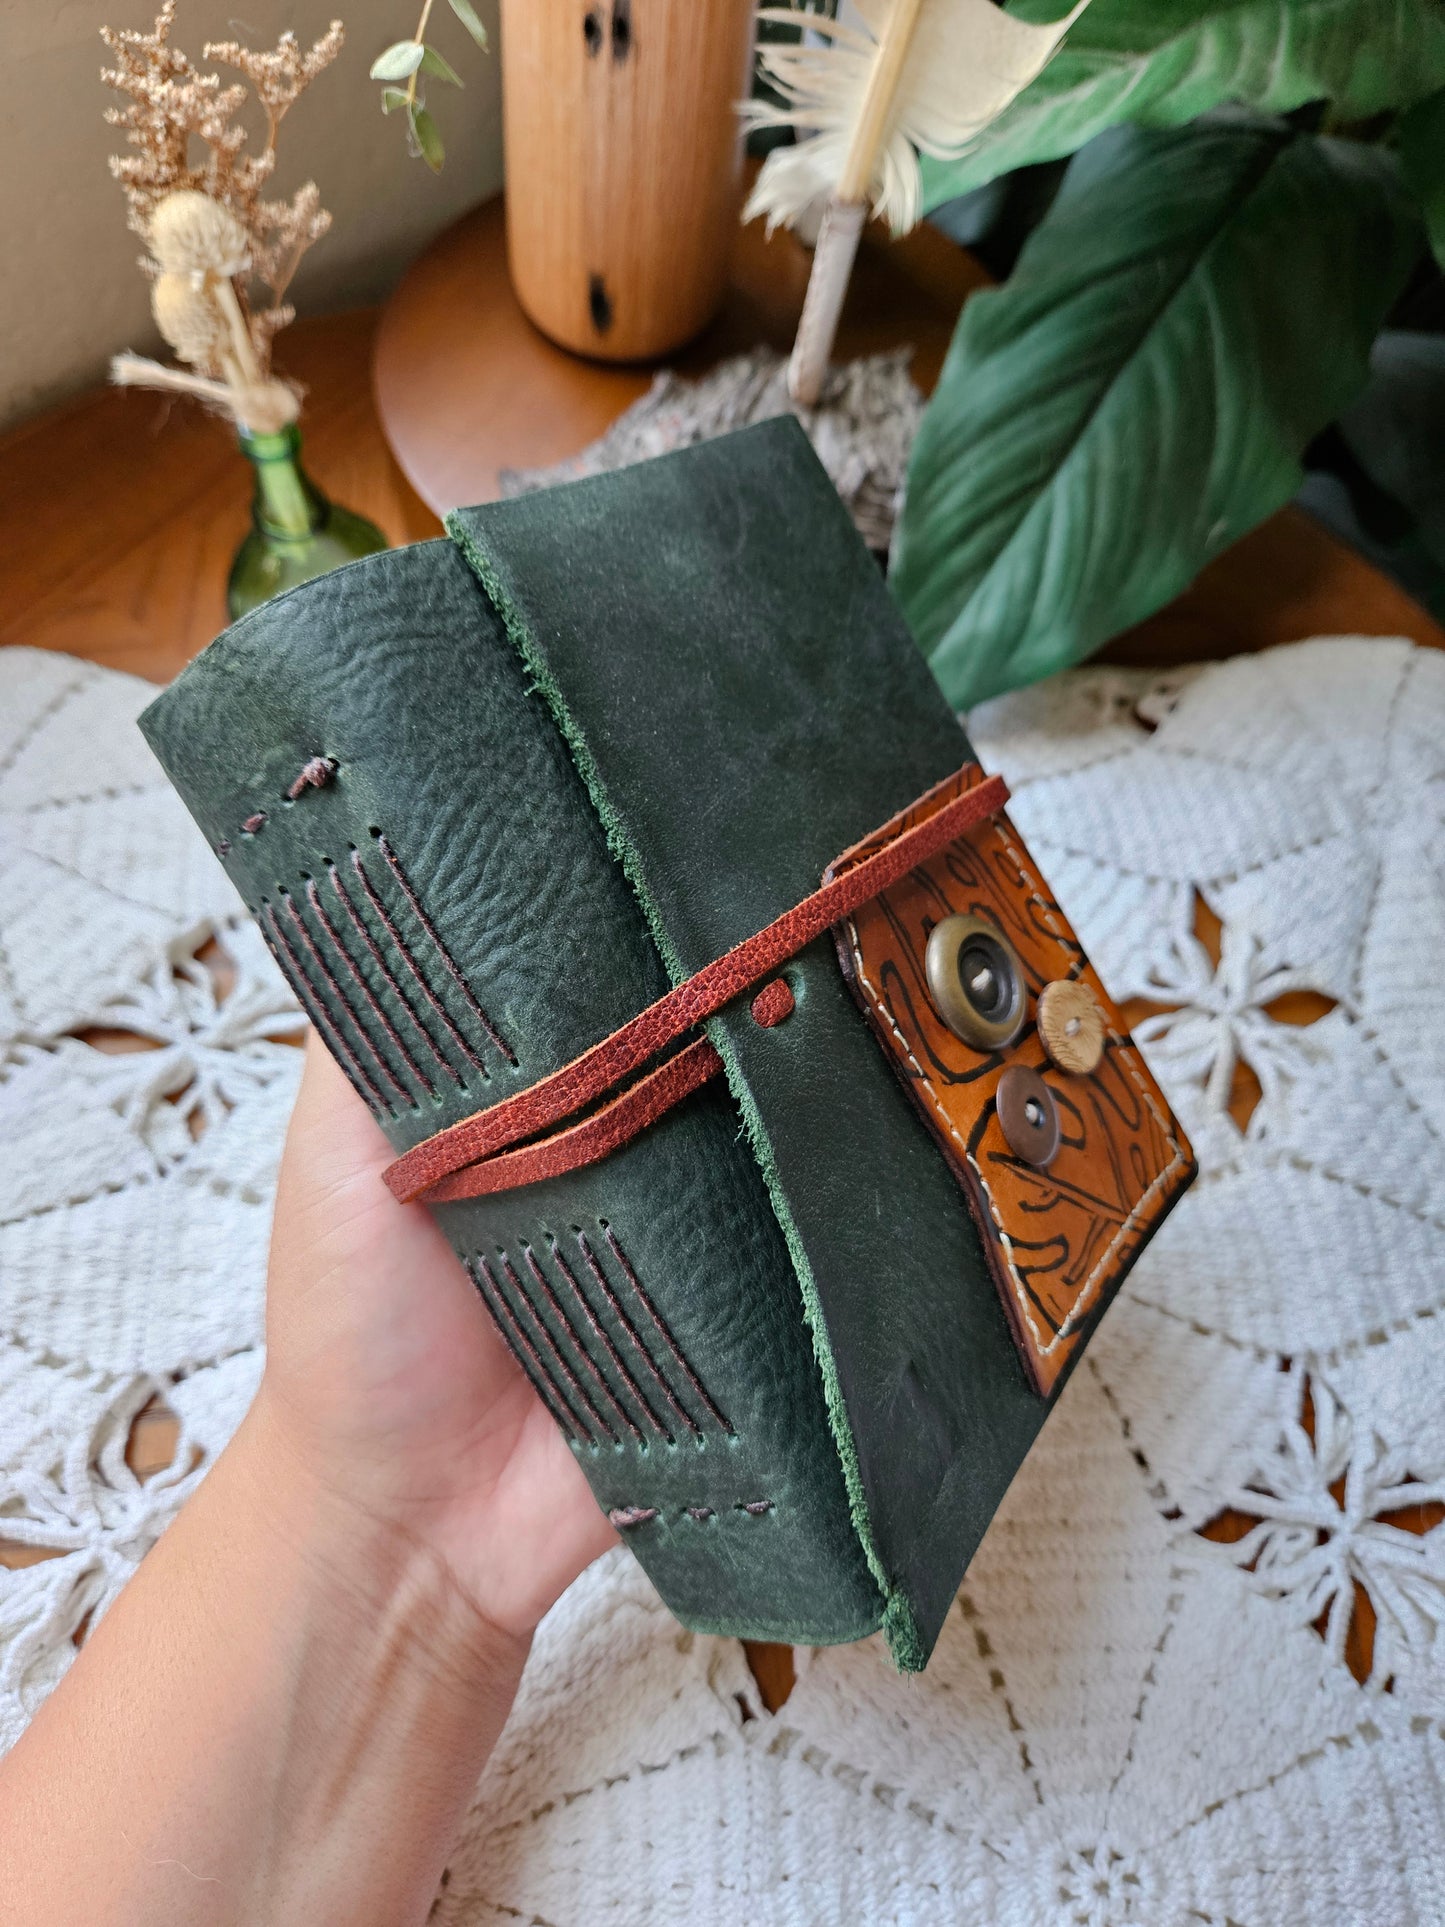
[102, 3, 342, 433]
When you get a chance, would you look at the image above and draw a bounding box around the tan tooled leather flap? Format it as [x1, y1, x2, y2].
[827, 765, 1195, 1398]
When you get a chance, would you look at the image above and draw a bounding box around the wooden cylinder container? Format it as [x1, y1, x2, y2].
[499, 0, 756, 362]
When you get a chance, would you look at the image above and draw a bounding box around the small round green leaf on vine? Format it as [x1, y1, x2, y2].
[374, 0, 487, 169]
[370, 38, 423, 80]
[409, 102, 444, 173]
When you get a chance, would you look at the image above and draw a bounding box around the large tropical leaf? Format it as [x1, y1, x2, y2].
[892, 118, 1422, 708]
[918, 0, 1445, 206]
[1398, 88, 1445, 267]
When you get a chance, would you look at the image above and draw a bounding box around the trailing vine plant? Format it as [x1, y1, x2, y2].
[371, 0, 490, 173]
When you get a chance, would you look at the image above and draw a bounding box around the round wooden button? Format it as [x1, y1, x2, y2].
[1037, 978, 1106, 1076]
[996, 1066, 1061, 1167]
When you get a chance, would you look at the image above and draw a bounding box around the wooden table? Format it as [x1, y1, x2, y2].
[372, 193, 1445, 670]
[374, 192, 986, 515]
[0, 311, 441, 686]
[1, 204, 1440, 1710]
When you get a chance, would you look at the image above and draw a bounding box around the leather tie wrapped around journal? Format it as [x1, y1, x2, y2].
[141, 418, 1194, 1671]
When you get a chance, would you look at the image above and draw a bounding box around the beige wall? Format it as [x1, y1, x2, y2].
[0, 0, 503, 429]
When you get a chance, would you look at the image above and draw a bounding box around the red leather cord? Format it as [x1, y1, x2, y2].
[384, 765, 1008, 1206]
[412, 1035, 724, 1204]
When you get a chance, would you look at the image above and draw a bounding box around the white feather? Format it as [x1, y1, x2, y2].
[743, 0, 1087, 234]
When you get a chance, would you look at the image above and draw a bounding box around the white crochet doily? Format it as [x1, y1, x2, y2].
[2, 637, 1444, 1924]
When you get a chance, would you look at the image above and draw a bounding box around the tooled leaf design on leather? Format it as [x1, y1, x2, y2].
[464, 1225, 733, 1454]
[248, 831, 514, 1119]
[833, 769, 1194, 1399]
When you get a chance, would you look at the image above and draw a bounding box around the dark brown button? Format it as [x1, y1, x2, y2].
[996, 1066, 1061, 1167]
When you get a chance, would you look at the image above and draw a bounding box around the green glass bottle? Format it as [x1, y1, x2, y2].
[228, 424, 387, 620]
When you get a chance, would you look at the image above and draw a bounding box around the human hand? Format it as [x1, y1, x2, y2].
[255, 1035, 615, 1643]
[0, 1036, 614, 1926]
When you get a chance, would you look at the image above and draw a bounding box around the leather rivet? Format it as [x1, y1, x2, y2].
[924, 913, 1027, 1052]
[1037, 978, 1106, 1076]
[997, 1065, 1061, 1167]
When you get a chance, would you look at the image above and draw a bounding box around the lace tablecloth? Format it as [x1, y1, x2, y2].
[2, 637, 1443, 1924]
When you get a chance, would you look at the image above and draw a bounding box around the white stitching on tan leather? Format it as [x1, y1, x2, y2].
[845, 813, 1189, 1362]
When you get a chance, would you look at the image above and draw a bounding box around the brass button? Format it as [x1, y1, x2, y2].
[925, 914, 1026, 1052]
[997, 1065, 1061, 1166]
[1037, 979, 1106, 1076]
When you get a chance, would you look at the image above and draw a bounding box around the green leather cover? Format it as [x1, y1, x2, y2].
[140, 419, 1054, 1669]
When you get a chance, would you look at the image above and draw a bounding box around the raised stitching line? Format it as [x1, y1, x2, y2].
[570, 1240, 701, 1441]
[491, 1251, 620, 1444]
[326, 862, 463, 1088]
[350, 850, 489, 1076]
[280, 891, 410, 1108]
[575, 1230, 705, 1441]
[468, 1254, 598, 1445]
[507, 1248, 640, 1445]
[304, 877, 436, 1099]
[257, 900, 389, 1113]
[375, 835, 517, 1065]
[544, 1240, 673, 1443]
[600, 1224, 735, 1436]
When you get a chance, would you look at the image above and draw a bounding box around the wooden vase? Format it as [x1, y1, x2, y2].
[499, 0, 757, 362]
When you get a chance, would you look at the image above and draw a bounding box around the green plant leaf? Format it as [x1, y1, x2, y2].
[892, 118, 1423, 708]
[919, 0, 1445, 207]
[409, 101, 445, 172]
[420, 43, 464, 86]
[1398, 88, 1445, 266]
[380, 85, 409, 114]
[370, 38, 425, 81]
[447, 0, 490, 50]
[1338, 331, 1445, 572]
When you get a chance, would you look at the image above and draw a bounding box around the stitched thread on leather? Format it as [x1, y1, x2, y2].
[483, 1250, 619, 1445]
[608, 1501, 774, 1528]
[466, 1254, 599, 1445]
[303, 877, 438, 1101]
[598, 1224, 734, 1437]
[563, 1234, 694, 1442]
[285, 755, 337, 800]
[348, 849, 492, 1077]
[842, 811, 1190, 1366]
[463, 1229, 732, 1453]
[571, 1228, 727, 1443]
[279, 891, 410, 1108]
[256, 830, 518, 1117]
[256, 900, 391, 1114]
[326, 861, 464, 1089]
[505, 1247, 639, 1444]
[373, 834, 516, 1066]
[528, 1241, 667, 1441]
[385, 765, 1009, 1204]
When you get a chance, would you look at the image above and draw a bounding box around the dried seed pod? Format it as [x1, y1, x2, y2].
[151, 270, 229, 371]
[148, 189, 249, 278]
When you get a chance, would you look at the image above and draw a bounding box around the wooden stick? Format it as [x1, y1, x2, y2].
[787, 0, 927, 404]
[212, 274, 266, 390]
[838, 0, 926, 201]
[786, 200, 866, 407]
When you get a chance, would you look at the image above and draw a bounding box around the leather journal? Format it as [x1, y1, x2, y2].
[140, 418, 1194, 1671]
